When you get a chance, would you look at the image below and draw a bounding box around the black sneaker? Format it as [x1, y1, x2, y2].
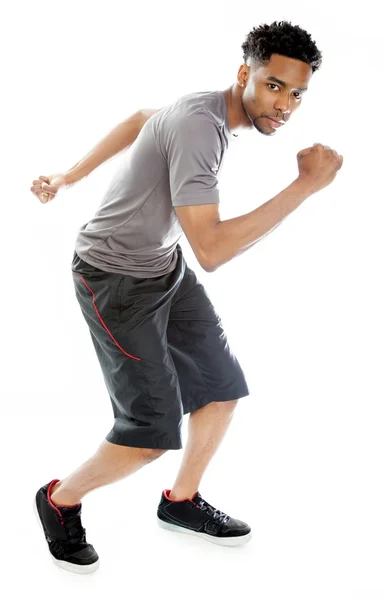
[34, 479, 99, 574]
[157, 489, 252, 546]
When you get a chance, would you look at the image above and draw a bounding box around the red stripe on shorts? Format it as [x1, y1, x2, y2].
[73, 274, 141, 362]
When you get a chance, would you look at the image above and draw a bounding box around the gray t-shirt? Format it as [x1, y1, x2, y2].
[74, 90, 231, 277]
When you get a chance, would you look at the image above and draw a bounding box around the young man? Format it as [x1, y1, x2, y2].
[31, 20, 343, 574]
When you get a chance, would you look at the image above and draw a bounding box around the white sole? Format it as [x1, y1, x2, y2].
[33, 497, 100, 574]
[157, 517, 252, 546]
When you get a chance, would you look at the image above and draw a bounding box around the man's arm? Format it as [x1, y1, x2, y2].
[175, 178, 314, 272]
[65, 108, 159, 185]
[164, 109, 313, 271]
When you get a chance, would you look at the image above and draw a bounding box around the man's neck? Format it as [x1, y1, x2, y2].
[222, 85, 252, 135]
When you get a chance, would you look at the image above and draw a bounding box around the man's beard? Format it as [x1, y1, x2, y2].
[241, 99, 274, 137]
[252, 116, 274, 136]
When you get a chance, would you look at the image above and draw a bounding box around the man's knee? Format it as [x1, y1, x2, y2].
[221, 398, 239, 414]
[211, 398, 239, 415]
[141, 447, 168, 461]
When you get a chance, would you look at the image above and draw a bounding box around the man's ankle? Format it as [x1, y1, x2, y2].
[50, 482, 81, 508]
[168, 489, 197, 502]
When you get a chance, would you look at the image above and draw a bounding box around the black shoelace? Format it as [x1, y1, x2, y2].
[54, 512, 87, 547]
[49, 512, 88, 559]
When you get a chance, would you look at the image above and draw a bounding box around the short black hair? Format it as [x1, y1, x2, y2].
[241, 21, 322, 73]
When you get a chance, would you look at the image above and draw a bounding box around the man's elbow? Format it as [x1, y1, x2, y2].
[198, 248, 218, 273]
[201, 261, 217, 273]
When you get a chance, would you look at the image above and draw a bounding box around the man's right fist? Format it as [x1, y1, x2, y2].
[296, 143, 344, 194]
[30, 173, 68, 204]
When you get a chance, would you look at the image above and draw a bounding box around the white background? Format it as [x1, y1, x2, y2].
[2, 0, 382, 598]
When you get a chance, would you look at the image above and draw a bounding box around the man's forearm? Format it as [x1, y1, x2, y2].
[65, 109, 158, 185]
[206, 178, 314, 271]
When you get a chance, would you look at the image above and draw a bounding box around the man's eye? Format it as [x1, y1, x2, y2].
[267, 84, 302, 99]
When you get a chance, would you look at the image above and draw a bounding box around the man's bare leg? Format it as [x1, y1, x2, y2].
[169, 399, 238, 501]
[50, 441, 167, 506]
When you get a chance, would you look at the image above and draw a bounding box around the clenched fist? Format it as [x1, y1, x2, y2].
[30, 173, 68, 204]
[297, 143, 344, 194]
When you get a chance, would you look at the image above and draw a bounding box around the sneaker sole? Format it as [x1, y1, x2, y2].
[33, 497, 100, 574]
[157, 517, 252, 546]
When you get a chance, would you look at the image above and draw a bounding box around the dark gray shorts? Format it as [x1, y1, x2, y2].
[71, 245, 249, 450]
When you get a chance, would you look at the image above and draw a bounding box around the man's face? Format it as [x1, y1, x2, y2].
[240, 53, 313, 136]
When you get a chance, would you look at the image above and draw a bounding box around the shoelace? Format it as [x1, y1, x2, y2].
[195, 498, 230, 524]
[55, 512, 86, 544]
[50, 513, 88, 559]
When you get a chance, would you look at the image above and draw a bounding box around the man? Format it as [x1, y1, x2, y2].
[31, 20, 343, 574]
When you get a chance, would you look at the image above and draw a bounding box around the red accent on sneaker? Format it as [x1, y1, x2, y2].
[73, 274, 142, 361]
[47, 479, 81, 526]
[47, 480, 64, 520]
[164, 489, 199, 506]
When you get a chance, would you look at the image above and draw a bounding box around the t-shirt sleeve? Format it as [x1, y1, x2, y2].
[165, 111, 223, 207]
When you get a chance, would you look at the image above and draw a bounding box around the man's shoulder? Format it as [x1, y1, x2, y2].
[162, 90, 223, 127]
